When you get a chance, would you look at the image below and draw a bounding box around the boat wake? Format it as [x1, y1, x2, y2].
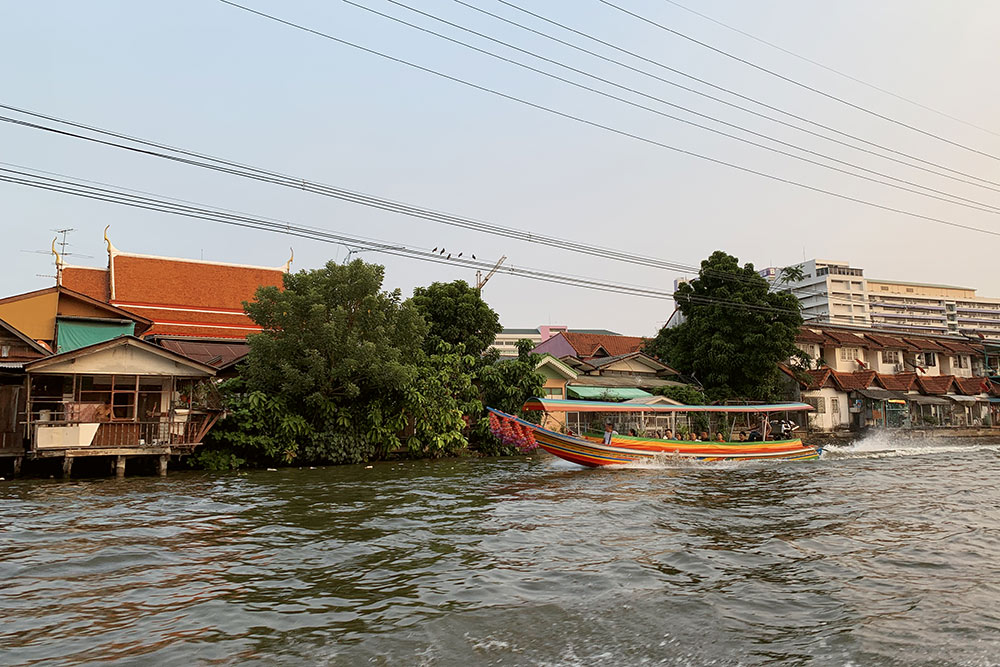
[821, 431, 1000, 460]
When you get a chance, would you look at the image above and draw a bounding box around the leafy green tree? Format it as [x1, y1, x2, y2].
[411, 280, 503, 356]
[198, 260, 486, 467]
[652, 384, 707, 405]
[477, 339, 544, 419]
[645, 251, 802, 401]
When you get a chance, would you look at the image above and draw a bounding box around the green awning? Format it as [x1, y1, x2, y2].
[567, 386, 653, 401]
[56, 318, 135, 353]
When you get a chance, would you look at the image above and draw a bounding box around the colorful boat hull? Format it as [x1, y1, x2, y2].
[488, 409, 821, 468]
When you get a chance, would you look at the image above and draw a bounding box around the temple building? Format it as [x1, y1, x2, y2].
[60, 230, 290, 340]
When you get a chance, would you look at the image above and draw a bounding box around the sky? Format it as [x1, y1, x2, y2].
[3, 0, 1000, 336]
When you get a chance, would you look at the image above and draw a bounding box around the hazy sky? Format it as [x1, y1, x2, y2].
[3, 1, 1000, 336]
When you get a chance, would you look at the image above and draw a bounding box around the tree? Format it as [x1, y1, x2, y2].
[410, 280, 503, 356]
[645, 251, 802, 401]
[652, 384, 707, 405]
[207, 260, 480, 465]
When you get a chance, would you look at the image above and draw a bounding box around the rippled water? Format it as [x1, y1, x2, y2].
[3, 438, 1000, 666]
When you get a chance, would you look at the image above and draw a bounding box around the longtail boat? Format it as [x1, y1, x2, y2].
[487, 398, 820, 468]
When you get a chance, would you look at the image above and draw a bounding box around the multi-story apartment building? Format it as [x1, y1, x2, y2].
[764, 258, 1000, 340]
[764, 259, 870, 326]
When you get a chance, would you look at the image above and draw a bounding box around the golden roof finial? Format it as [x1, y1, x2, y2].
[103, 224, 114, 254]
[284, 247, 294, 272]
[51, 237, 63, 285]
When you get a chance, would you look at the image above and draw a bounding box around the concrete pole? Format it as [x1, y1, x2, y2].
[157, 455, 168, 477]
[62, 456, 73, 478]
[115, 455, 126, 478]
[13, 457, 22, 476]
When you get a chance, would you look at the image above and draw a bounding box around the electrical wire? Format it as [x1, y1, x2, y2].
[0, 106, 939, 309]
[464, 0, 1000, 194]
[347, 0, 1000, 216]
[597, 0, 1000, 162]
[0, 163, 821, 320]
[208, 1, 1000, 241]
[661, 0, 1000, 140]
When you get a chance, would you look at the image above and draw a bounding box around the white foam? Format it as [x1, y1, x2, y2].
[822, 430, 1000, 460]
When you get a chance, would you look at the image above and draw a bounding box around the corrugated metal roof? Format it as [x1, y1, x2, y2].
[158, 339, 249, 368]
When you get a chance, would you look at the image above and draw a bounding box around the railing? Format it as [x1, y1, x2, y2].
[31, 414, 213, 449]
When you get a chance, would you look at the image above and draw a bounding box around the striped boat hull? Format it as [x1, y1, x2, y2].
[535, 429, 821, 467]
[487, 409, 821, 467]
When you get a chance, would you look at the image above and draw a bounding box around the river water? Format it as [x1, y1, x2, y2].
[2, 436, 1000, 666]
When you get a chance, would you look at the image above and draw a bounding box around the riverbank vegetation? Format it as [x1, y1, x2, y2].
[191, 260, 542, 470]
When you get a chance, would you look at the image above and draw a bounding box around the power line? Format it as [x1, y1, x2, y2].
[597, 0, 1000, 163]
[209, 1, 1000, 240]
[2, 101, 992, 315]
[466, 0, 1000, 193]
[661, 0, 1000, 141]
[0, 163, 822, 320]
[346, 0, 1000, 216]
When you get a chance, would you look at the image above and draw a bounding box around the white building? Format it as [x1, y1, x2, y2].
[764, 258, 1000, 340]
[765, 259, 870, 326]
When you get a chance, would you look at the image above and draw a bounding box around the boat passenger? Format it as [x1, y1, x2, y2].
[699, 431, 709, 442]
[663, 429, 673, 440]
[747, 429, 762, 442]
[715, 432, 725, 442]
[628, 428, 637, 437]
[603, 422, 616, 445]
[738, 431, 747, 442]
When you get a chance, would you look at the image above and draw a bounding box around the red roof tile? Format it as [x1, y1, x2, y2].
[795, 328, 826, 344]
[874, 372, 917, 391]
[793, 368, 833, 390]
[915, 375, 957, 395]
[904, 337, 947, 352]
[863, 333, 915, 351]
[822, 330, 871, 348]
[111, 254, 284, 310]
[937, 340, 977, 355]
[830, 370, 877, 391]
[954, 377, 989, 395]
[561, 332, 647, 359]
[61, 266, 108, 302]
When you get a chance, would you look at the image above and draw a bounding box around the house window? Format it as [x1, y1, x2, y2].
[831, 397, 840, 416]
[920, 352, 937, 367]
[882, 350, 900, 365]
[955, 355, 968, 369]
[839, 347, 860, 361]
[881, 286, 889, 291]
[544, 386, 563, 399]
[804, 397, 826, 414]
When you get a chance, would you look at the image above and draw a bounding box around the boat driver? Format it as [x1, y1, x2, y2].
[603, 422, 617, 445]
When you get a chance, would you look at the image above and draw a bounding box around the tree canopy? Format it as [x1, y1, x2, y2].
[411, 280, 502, 356]
[645, 251, 802, 401]
[198, 261, 542, 469]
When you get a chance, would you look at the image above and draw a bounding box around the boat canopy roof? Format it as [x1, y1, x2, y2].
[522, 397, 814, 413]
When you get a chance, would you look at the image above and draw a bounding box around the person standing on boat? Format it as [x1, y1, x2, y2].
[603, 422, 617, 445]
